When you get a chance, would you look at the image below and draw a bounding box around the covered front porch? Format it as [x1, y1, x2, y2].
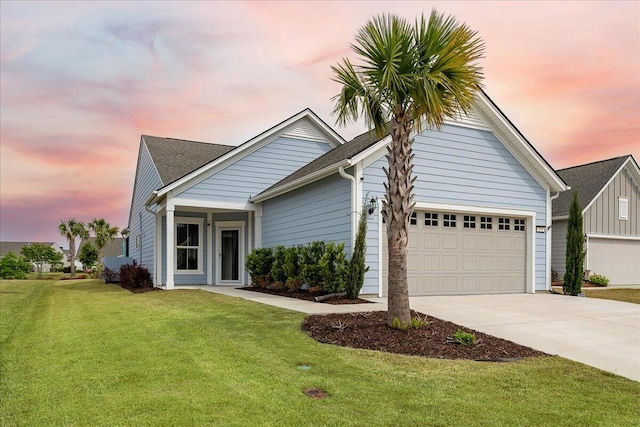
[150, 199, 261, 289]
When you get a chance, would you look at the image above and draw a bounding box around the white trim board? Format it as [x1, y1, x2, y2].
[214, 220, 246, 285]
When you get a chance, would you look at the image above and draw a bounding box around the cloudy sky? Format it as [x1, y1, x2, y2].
[1, 1, 638, 247]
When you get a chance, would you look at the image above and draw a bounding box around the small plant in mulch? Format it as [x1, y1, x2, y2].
[452, 329, 476, 346]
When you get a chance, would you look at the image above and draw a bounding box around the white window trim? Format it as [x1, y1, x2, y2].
[214, 221, 246, 285]
[175, 217, 204, 275]
[618, 197, 629, 220]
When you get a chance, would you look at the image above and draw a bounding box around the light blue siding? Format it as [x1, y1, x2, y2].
[128, 142, 162, 273]
[177, 137, 333, 202]
[363, 124, 548, 292]
[262, 173, 352, 254]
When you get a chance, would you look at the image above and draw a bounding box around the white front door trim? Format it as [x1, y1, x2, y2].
[214, 221, 246, 285]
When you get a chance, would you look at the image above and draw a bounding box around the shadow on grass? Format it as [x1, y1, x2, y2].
[56, 281, 126, 294]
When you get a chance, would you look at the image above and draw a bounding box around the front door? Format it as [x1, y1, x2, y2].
[215, 221, 245, 284]
[221, 229, 239, 281]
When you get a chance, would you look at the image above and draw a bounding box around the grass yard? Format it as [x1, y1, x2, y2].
[584, 288, 640, 305]
[1, 280, 638, 426]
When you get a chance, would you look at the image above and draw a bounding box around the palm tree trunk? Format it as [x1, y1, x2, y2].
[383, 118, 415, 326]
[69, 238, 76, 279]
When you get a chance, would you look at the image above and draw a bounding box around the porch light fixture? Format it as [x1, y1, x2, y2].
[367, 198, 377, 215]
[536, 226, 545, 233]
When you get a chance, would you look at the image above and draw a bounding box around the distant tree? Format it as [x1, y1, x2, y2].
[564, 192, 585, 296]
[78, 241, 99, 270]
[20, 244, 63, 279]
[59, 218, 88, 278]
[89, 218, 120, 274]
[0, 252, 30, 279]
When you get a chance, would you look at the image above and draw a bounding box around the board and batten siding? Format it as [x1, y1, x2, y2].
[363, 124, 549, 292]
[176, 137, 333, 203]
[128, 141, 163, 272]
[584, 168, 640, 236]
[551, 219, 568, 277]
[261, 173, 352, 255]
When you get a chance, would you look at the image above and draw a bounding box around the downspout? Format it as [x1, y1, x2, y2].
[338, 165, 358, 247]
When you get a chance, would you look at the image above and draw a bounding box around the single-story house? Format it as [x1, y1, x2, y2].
[128, 90, 569, 296]
[0, 241, 63, 273]
[552, 155, 640, 285]
[79, 237, 127, 269]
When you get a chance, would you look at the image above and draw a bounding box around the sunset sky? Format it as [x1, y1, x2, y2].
[1, 1, 639, 247]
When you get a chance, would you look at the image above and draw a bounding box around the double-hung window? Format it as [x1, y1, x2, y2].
[176, 218, 203, 273]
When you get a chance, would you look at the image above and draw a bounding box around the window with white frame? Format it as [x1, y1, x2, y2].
[135, 234, 141, 249]
[619, 197, 629, 220]
[480, 216, 492, 230]
[443, 214, 457, 228]
[463, 215, 476, 229]
[176, 218, 203, 272]
[514, 218, 525, 231]
[425, 212, 438, 226]
[498, 217, 510, 231]
[410, 212, 417, 225]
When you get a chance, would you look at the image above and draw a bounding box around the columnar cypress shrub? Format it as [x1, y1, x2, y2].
[563, 192, 585, 296]
[346, 205, 370, 299]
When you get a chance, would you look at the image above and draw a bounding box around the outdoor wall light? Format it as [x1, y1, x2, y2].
[367, 198, 377, 215]
[536, 226, 545, 233]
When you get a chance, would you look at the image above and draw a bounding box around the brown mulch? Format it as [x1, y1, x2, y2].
[240, 286, 372, 305]
[118, 285, 163, 294]
[302, 311, 548, 361]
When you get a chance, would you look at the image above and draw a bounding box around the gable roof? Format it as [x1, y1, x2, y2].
[143, 135, 235, 186]
[0, 241, 56, 257]
[145, 109, 346, 206]
[553, 155, 636, 217]
[252, 90, 568, 203]
[80, 237, 127, 258]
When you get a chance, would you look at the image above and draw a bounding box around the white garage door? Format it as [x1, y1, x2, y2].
[588, 238, 640, 285]
[382, 211, 527, 296]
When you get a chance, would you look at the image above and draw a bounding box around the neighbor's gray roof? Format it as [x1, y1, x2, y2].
[0, 242, 56, 257]
[142, 135, 235, 186]
[256, 128, 389, 198]
[80, 237, 126, 258]
[553, 155, 630, 217]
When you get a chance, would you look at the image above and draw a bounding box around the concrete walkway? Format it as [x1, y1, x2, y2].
[177, 286, 640, 381]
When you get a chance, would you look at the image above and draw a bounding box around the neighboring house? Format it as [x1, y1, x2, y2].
[60, 248, 84, 270]
[552, 155, 640, 285]
[79, 237, 127, 268]
[0, 241, 63, 273]
[128, 92, 568, 296]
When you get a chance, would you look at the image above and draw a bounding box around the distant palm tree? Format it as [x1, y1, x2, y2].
[332, 11, 484, 326]
[58, 218, 89, 278]
[89, 218, 120, 273]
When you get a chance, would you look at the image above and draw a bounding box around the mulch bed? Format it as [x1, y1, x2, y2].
[302, 311, 548, 361]
[240, 286, 372, 305]
[118, 285, 163, 294]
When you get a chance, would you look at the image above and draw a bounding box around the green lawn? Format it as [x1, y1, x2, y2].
[584, 288, 640, 304]
[1, 280, 638, 426]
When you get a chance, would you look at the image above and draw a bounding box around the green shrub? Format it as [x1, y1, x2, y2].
[589, 274, 610, 286]
[390, 316, 408, 331]
[453, 329, 475, 346]
[318, 242, 348, 293]
[0, 252, 30, 279]
[346, 203, 370, 299]
[285, 277, 303, 292]
[410, 315, 428, 329]
[271, 246, 288, 283]
[300, 241, 326, 286]
[245, 247, 273, 284]
[564, 192, 584, 296]
[283, 246, 301, 280]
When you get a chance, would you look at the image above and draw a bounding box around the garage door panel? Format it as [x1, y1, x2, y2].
[382, 211, 527, 296]
[589, 238, 640, 285]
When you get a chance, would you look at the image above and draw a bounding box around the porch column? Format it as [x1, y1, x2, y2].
[254, 205, 262, 248]
[166, 206, 175, 289]
[155, 213, 162, 287]
[207, 212, 213, 285]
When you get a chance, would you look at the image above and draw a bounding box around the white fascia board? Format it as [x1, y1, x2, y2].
[552, 215, 569, 221]
[251, 160, 351, 203]
[582, 157, 637, 215]
[303, 110, 347, 147]
[475, 92, 568, 194]
[414, 201, 536, 218]
[171, 198, 257, 212]
[586, 233, 640, 241]
[155, 110, 344, 199]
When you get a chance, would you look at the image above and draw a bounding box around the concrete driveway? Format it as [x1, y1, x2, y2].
[406, 293, 640, 381]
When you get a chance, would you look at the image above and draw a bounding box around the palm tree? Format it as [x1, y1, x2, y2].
[58, 218, 89, 278]
[89, 218, 120, 273]
[332, 11, 484, 326]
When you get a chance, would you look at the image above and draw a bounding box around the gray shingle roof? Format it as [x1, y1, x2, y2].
[256, 128, 388, 198]
[80, 237, 127, 258]
[553, 155, 630, 217]
[0, 242, 56, 257]
[143, 135, 235, 186]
